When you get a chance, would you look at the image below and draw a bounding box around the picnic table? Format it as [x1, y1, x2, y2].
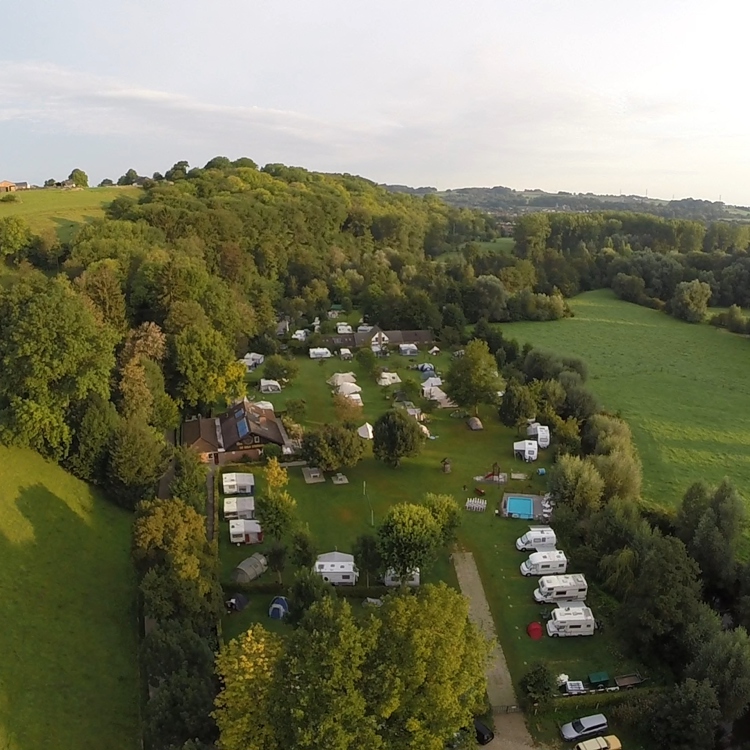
[588, 671, 610, 688]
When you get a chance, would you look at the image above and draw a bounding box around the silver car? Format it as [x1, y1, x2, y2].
[560, 713, 608, 742]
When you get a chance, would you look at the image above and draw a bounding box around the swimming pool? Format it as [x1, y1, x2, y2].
[506, 496, 534, 519]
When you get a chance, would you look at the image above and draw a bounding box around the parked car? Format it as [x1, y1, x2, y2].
[573, 736, 621, 750]
[474, 718, 494, 746]
[560, 713, 608, 742]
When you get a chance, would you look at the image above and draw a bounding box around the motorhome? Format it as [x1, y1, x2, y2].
[520, 550, 567, 576]
[546, 605, 597, 638]
[533, 574, 588, 603]
[515, 526, 557, 551]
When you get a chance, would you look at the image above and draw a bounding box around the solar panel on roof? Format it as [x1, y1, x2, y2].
[234, 409, 244, 419]
[237, 418, 249, 438]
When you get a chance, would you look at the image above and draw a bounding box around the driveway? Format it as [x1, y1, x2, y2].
[452, 552, 538, 750]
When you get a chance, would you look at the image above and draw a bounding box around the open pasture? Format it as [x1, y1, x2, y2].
[0, 447, 139, 750]
[0, 186, 137, 241]
[504, 289, 750, 510]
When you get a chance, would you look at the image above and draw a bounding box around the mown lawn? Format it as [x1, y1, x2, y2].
[0, 186, 138, 241]
[219, 351, 645, 708]
[0, 447, 139, 750]
[503, 289, 750, 513]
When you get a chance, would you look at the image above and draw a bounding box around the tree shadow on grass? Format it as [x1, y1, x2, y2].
[0, 484, 139, 750]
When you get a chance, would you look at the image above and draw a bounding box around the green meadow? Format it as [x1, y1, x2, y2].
[0, 186, 138, 241]
[504, 289, 750, 511]
[0, 447, 139, 750]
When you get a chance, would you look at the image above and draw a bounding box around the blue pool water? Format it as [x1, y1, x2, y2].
[507, 496, 534, 519]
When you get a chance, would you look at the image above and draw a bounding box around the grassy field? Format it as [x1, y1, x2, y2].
[438, 237, 515, 261]
[504, 289, 750, 512]
[0, 447, 139, 750]
[218, 352, 645, 720]
[0, 187, 138, 241]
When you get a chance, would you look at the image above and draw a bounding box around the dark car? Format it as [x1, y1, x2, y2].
[474, 718, 494, 746]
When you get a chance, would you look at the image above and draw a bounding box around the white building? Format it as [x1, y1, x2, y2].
[309, 347, 333, 359]
[313, 551, 359, 585]
[223, 496, 255, 520]
[229, 520, 263, 545]
[223, 472, 255, 495]
[260, 378, 282, 393]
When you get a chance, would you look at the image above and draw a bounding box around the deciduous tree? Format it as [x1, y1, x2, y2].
[263, 456, 288, 493]
[69, 168, 89, 187]
[255, 491, 297, 540]
[648, 679, 720, 750]
[301, 424, 364, 472]
[444, 339, 503, 415]
[424, 493, 461, 546]
[352, 533, 384, 588]
[170, 447, 209, 513]
[287, 568, 335, 626]
[263, 354, 299, 383]
[378, 503, 442, 583]
[373, 409, 423, 467]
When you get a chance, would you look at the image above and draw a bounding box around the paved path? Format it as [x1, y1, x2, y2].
[452, 552, 538, 750]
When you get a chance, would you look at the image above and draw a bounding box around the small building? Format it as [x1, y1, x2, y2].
[340, 347, 353, 360]
[260, 378, 282, 394]
[336, 323, 353, 334]
[313, 551, 359, 585]
[223, 496, 255, 520]
[223, 472, 255, 495]
[467, 417, 484, 431]
[240, 352, 265, 371]
[231, 553, 268, 583]
[384, 568, 420, 587]
[229, 519, 263, 545]
[0, 181, 16, 193]
[513, 440, 538, 462]
[399, 343, 418, 356]
[309, 347, 332, 359]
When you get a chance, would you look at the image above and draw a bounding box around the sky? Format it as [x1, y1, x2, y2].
[2, 0, 750, 203]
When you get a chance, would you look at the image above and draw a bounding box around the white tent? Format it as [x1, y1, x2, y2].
[240, 352, 264, 371]
[399, 343, 418, 356]
[340, 348, 353, 360]
[429, 346, 440, 355]
[377, 372, 401, 386]
[309, 347, 332, 359]
[337, 382, 362, 396]
[419, 424, 431, 437]
[424, 386, 456, 408]
[327, 372, 357, 387]
[345, 393, 363, 407]
[357, 422, 374, 440]
[260, 378, 282, 393]
[513, 440, 538, 462]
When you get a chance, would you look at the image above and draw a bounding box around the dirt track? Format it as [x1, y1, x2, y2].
[452, 552, 538, 750]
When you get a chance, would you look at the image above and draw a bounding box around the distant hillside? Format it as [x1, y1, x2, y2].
[0, 186, 140, 241]
[380, 183, 750, 222]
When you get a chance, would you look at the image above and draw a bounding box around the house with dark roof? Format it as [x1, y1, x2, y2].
[326, 326, 433, 352]
[182, 398, 295, 463]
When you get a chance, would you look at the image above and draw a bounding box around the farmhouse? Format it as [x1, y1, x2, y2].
[182, 398, 294, 462]
[314, 551, 359, 585]
[260, 378, 282, 393]
[229, 519, 263, 545]
[325, 326, 433, 353]
[0, 181, 16, 193]
[223, 472, 255, 495]
[223, 496, 255, 520]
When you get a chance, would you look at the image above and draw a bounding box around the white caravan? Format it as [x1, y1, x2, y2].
[533, 574, 588, 603]
[515, 526, 557, 551]
[520, 550, 567, 577]
[546, 605, 597, 637]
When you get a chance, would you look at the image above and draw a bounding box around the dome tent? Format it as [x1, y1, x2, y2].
[231, 553, 268, 584]
[268, 596, 289, 620]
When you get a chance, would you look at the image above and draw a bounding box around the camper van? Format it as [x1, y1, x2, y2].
[546, 605, 597, 637]
[536, 425, 551, 449]
[229, 520, 263, 546]
[533, 574, 588, 603]
[515, 526, 557, 551]
[520, 550, 567, 576]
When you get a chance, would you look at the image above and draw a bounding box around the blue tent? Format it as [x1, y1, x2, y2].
[268, 595, 289, 620]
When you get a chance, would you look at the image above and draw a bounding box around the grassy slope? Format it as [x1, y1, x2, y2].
[0, 447, 139, 750]
[504, 289, 750, 511]
[219, 352, 644, 705]
[0, 187, 138, 241]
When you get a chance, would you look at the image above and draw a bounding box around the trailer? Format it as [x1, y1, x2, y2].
[614, 673, 647, 689]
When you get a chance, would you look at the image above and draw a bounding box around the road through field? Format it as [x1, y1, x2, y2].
[452, 552, 538, 750]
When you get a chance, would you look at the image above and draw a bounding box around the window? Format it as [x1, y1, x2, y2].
[342, 574, 350, 580]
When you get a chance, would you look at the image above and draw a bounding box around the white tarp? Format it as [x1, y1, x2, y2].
[337, 381, 362, 396]
[377, 372, 401, 386]
[327, 372, 357, 387]
[357, 422, 374, 439]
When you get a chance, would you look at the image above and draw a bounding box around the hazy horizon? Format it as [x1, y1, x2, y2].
[2, 0, 749, 204]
